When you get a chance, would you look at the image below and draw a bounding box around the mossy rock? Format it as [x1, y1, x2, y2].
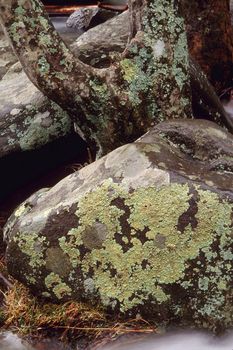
[0, 63, 72, 158]
[4, 119, 233, 331]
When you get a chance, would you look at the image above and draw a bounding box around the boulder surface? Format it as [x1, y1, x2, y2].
[0, 63, 72, 157]
[4, 119, 233, 331]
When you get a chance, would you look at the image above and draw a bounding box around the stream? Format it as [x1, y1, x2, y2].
[0, 331, 72, 350]
[2, 329, 233, 350]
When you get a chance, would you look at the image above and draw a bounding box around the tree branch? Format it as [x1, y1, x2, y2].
[0, 0, 193, 156]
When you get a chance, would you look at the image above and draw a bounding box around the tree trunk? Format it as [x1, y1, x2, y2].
[0, 0, 192, 156]
[182, 0, 233, 93]
[70, 11, 233, 133]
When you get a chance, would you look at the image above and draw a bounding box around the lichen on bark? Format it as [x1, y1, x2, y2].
[0, 0, 192, 156]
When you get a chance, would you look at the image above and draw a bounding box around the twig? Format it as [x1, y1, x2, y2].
[38, 325, 156, 333]
[0, 272, 13, 289]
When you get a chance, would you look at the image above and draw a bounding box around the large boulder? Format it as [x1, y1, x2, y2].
[4, 119, 233, 331]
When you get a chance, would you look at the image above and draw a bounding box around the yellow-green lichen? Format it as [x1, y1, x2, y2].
[77, 179, 126, 234]
[59, 180, 125, 267]
[38, 33, 53, 47]
[26, 275, 36, 285]
[13, 232, 47, 269]
[14, 203, 28, 217]
[89, 80, 109, 97]
[44, 272, 72, 300]
[62, 180, 232, 313]
[59, 229, 82, 268]
[120, 59, 138, 83]
[120, 50, 154, 108]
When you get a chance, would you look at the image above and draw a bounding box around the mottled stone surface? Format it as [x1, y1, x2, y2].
[4, 119, 233, 331]
[0, 62, 72, 158]
[0, 30, 18, 80]
[0, 24, 74, 158]
[67, 7, 99, 31]
[71, 11, 129, 68]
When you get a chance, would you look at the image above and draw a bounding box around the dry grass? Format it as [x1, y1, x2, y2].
[3, 282, 105, 335]
[1, 280, 157, 344]
[0, 259, 157, 346]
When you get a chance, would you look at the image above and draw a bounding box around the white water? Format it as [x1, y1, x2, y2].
[0, 332, 33, 350]
[1, 330, 233, 350]
[223, 99, 233, 121]
[0, 331, 71, 350]
[101, 330, 233, 350]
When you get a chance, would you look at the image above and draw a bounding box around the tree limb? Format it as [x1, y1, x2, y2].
[0, 0, 192, 156]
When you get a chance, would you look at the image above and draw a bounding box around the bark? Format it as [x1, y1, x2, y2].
[0, 27, 18, 79]
[189, 58, 233, 133]
[0, 0, 192, 156]
[182, 0, 233, 93]
[127, 0, 144, 42]
[71, 12, 233, 133]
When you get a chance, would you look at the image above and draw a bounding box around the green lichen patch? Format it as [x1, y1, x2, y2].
[54, 178, 233, 319]
[140, 0, 191, 118]
[119, 49, 155, 108]
[13, 232, 47, 270]
[120, 59, 138, 83]
[14, 203, 28, 218]
[37, 57, 50, 76]
[45, 272, 72, 300]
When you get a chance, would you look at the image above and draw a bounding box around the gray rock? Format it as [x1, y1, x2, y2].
[4, 119, 233, 331]
[66, 7, 118, 33]
[66, 7, 99, 31]
[71, 11, 129, 68]
[0, 62, 72, 158]
[0, 24, 73, 158]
